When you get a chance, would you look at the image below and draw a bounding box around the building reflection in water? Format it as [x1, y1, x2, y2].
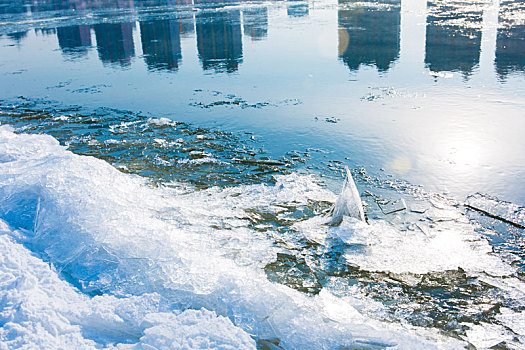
[6, 31, 29, 45]
[195, 8, 243, 73]
[338, 0, 401, 73]
[140, 19, 182, 71]
[287, 1, 309, 18]
[94, 22, 135, 67]
[35, 28, 57, 36]
[495, 0, 525, 80]
[425, 0, 483, 77]
[243, 7, 268, 41]
[2, 0, 524, 80]
[179, 16, 196, 39]
[57, 25, 92, 57]
[0, 2, 29, 43]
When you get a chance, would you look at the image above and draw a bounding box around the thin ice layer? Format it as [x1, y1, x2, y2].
[466, 193, 525, 229]
[295, 209, 513, 276]
[0, 126, 459, 348]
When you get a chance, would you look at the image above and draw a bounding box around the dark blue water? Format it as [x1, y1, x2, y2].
[1, 0, 525, 348]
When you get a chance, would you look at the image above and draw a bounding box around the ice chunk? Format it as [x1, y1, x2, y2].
[496, 308, 525, 336]
[332, 218, 513, 275]
[329, 166, 366, 225]
[295, 212, 513, 275]
[465, 193, 525, 229]
[429, 71, 453, 79]
[465, 323, 513, 349]
[131, 309, 256, 349]
[147, 117, 176, 126]
[376, 197, 407, 215]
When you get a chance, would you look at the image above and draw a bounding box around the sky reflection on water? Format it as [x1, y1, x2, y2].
[0, 0, 524, 205]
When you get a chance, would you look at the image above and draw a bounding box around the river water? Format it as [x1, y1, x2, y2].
[0, 0, 524, 349]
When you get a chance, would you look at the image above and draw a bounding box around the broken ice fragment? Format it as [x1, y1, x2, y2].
[376, 198, 407, 215]
[465, 193, 525, 229]
[465, 323, 512, 349]
[232, 158, 287, 166]
[409, 203, 429, 214]
[329, 166, 365, 225]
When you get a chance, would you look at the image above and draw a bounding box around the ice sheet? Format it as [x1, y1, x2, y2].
[295, 209, 513, 276]
[466, 193, 525, 229]
[0, 125, 470, 348]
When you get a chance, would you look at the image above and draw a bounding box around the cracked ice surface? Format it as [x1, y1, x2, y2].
[0, 126, 463, 348]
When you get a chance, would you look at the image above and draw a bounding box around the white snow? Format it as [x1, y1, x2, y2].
[0, 229, 255, 349]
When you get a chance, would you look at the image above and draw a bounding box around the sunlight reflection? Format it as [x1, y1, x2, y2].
[446, 140, 482, 169]
[388, 156, 411, 174]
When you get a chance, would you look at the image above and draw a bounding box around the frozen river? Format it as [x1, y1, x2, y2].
[0, 0, 524, 348]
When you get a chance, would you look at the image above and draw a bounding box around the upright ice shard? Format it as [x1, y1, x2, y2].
[329, 166, 366, 225]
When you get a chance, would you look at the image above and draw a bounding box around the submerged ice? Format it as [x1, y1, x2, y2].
[0, 125, 522, 349]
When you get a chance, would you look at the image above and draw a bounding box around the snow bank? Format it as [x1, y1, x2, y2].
[0, 226, 254, 349]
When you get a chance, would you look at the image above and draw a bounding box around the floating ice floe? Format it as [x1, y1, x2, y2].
[146, 117, 177, 126]
[465, 193, 525, 229]
[429, 71, 453, 79]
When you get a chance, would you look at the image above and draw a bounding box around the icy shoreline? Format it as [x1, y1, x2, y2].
[0, 125, 470, 348]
